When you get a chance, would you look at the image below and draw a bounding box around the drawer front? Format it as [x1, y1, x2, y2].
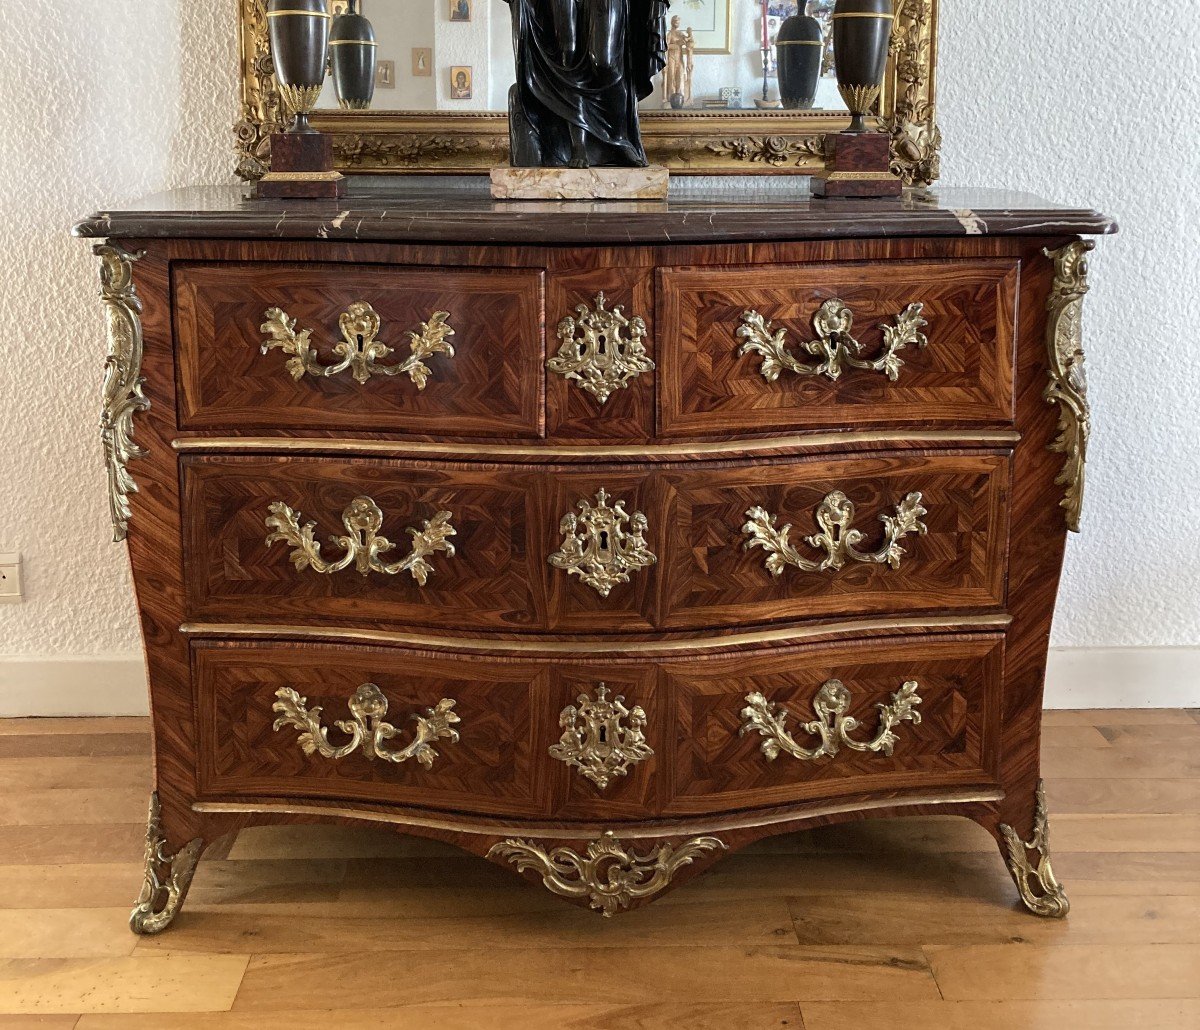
[174, 262, 544, 438]
[664, 633, 1004, 815]
[658, 259, 1017, 438]
[184, 451, 1008, 633]
[192, 632, 1002, 822]
[183, 456, 543, 633]
[656, 450, 1009, 630]
[194, 642, 549, 816]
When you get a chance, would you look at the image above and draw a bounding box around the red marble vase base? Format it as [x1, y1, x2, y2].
[811, 131, 902, 199]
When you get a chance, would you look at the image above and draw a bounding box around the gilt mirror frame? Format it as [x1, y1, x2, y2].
[233, 0, 939, 185]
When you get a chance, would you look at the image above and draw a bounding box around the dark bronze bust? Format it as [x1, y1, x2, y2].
[504, 0, 668, 168]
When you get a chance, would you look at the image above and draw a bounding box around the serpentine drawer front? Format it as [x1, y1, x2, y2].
[657, 259, 1018, 438]
[78, 192, 1112, 928]
[193, 631, 1001, 821]
[195, 641, 547, 817]
[181, 450, 1009, 633]
[173, 261, 545, 438]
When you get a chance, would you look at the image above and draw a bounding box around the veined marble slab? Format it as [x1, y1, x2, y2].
[490, 165, 669, 201]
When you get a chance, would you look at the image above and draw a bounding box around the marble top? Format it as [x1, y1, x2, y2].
[73, 179, 1117, 245]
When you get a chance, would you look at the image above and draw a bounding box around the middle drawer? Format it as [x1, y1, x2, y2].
[183, 450, 1009, 633]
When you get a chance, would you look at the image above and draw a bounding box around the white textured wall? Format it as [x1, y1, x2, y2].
[938, 2, 1200, 647]
[1, 0, 1197, 671]
[0, 0, 238, 656]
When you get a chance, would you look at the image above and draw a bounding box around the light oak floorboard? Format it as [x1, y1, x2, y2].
[0, 956, 249, 1014]
[0, 790, 148, 827]
[0, 737, 148, 761]
[0, 1017, 80, 1029]
[230, 947, 938, 1008]
[1038, 725, 1111, 748]
[0, 912, 136, 959]
[799, 999, 1200, 1030]
[75, 1003, 804, 1029]
[0, 719, 147, 737]
[788, 893, 1200, 945]
[1042, 709, 1195, 727]
[1040, 746, 1200, 779]
[1043, 776, 1200, 814]
[133, 896, 796, 954]
[926, 943, 1200, 1001]
[0, 865, 143, 910]
[0, 826, 144, 867]
[0, 759, 149, 793]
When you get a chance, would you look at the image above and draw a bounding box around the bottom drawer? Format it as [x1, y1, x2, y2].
[193, 630, 1004, 821]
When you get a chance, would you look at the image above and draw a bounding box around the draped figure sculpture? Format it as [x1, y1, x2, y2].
[504, 0, 669, 168]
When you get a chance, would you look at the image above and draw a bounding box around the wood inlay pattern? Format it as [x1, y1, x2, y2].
[75, 192, 1112, 924]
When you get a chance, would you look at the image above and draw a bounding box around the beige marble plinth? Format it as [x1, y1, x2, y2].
[490, 166, 669, 201]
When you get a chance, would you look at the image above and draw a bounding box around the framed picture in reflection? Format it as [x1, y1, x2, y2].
[678, 0, 731, 54]
[450, 65, 473, 100]
[449, 0, 472, 22]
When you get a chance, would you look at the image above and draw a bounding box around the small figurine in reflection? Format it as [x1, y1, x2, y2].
[663, 15, 695, 108]
[450, 66, 473, 99]
[503, 0, 669, 167]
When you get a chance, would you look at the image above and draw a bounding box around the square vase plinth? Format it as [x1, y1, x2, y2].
[257, 132, 347, 200]
[491, 166, 669, 201]
[810, 131, 902, 199]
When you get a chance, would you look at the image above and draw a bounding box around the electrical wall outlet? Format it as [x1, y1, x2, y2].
[0, 553, 23, 603]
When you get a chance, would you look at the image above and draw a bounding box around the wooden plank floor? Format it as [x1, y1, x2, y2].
[0, 711, 1198, 1029]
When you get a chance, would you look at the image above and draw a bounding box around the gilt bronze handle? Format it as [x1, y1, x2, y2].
[740, 679, 922, 762]
[743, 490, 927, 576]
[272, 683, 460, 768]
[260, 302, 454, 387]
[265, 495, 456, 584]
[737, 299, 927, 383]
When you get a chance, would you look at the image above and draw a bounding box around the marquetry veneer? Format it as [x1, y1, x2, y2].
[75, 187, 1113, 932]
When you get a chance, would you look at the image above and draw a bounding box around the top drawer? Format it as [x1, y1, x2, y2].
[658, 259, 1017, 438]
[173, 262, 545, 438]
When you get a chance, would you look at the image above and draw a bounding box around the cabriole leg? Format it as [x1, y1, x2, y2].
[998, 779, 1070, 918]
[129, 792, 204, 935]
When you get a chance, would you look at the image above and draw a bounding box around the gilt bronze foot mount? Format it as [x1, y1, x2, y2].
[998, 780, 1070, 918]
[129, 793, 204, 935]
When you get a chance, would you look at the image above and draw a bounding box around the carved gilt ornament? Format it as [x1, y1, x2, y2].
[233, 0, 940, 182]
[740, 679, 923, 762]
[549, 684, 654, 790]
[272, 683, 460, 768]
[130, 793, 203, 935]
[548, 293, 654, 404]
[999, 780, 1070, 918]
[261, 303, 454, 388]
[549, 489, 657, 597]
[95, 244, 150, 543]
[743, 491, 927, 576]
[487, 831, 726, 916]
[738, 300, 928, 384]
[265, 495, 457, 584]
[1043, 241, 1093, 533]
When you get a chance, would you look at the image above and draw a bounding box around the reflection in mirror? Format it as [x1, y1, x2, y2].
[315, 0, 846, 113]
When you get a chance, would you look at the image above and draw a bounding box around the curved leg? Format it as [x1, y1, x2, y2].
[998, 780, 1070, 918]
[129, 793, 204, 935]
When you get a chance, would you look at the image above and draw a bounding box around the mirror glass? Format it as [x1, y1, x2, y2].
[316, 0, 846, 112]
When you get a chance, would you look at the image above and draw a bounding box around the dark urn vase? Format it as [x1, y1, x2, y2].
[775, 11, 823, 110]
[832, 0, 893, 132]
[267, 0, 331, 133]
[330, 0, 376, 110]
